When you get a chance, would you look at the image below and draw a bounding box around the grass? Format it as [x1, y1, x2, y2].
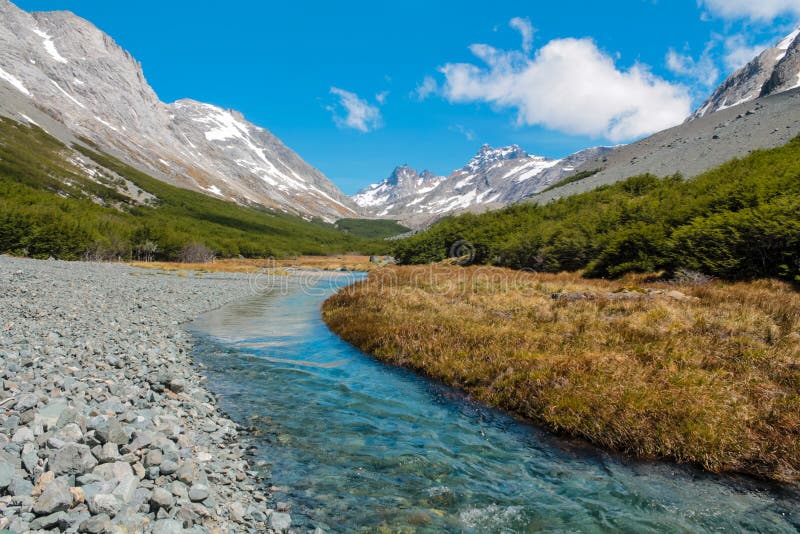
[130, 255, 374, 272]
[323, 265, 800, 484]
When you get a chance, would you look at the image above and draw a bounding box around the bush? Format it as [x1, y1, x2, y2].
[392, 137, 800, 282]
[179, 242, 216, 263]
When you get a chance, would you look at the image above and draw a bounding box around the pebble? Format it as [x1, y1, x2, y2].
[0, 257, 279, 533]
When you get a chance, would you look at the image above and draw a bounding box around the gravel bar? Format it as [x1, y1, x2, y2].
[0, 256, 295, 533]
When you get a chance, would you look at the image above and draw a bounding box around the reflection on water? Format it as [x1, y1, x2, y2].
[189, 275, 800, 533]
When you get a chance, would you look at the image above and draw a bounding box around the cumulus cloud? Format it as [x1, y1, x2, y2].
[375, 91, 389, 104]
[414, 76, 439, 101]
[509, 17, 535, 53]
[722, 34, 771, 69]
[328, 87, 382, 132]
[700, 0, 800, 21]
[439, 37, 691, 142]
[666, 44, 720, 87]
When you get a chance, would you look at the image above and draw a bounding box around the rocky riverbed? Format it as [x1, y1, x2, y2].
[0, 256, 294, 533]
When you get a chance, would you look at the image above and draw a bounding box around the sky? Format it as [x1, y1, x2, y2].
[14, 0, 800, 194]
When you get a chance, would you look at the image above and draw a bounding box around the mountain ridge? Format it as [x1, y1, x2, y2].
[0, 0, 358, 221]
[353, 144, 612, 227]
[690, 27, 800, 120]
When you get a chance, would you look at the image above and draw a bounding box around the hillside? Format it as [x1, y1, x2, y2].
[0, 116, 383, 260]
[391, 136, 800, 282]
[0, 0, 358, 221]
[333, 218, 410, 240]
[530, 87, 800, 203]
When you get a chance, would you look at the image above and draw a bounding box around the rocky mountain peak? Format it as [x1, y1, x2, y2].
[387, 165, 419, 185]
[466, 144, 528, 172]
[0, 0, 357, 221]
[690, 27, 800, 120]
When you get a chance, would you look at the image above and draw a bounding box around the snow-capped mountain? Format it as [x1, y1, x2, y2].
[0, 0, 357, 221]
[353, 144, 612, 226]
[690, 28, 800, 120]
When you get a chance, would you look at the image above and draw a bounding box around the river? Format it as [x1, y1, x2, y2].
[188, 272, 799, 533]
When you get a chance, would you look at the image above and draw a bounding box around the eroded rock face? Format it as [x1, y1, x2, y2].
[691, 28, 800, 120]
[0, 0, 357, 221]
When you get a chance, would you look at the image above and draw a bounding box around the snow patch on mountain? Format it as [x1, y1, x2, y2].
[353, 144, 612, 226]
[690, 27, 800, 120]
[33, 28, 67, 63]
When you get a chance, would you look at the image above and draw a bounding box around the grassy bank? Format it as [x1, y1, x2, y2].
[323, 266, 800, 484]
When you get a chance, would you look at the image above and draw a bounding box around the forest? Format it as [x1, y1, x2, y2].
[392, 137, 800, 282]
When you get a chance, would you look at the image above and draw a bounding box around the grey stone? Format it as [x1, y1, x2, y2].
[37, 401, 68, 430]
[112, 474, 138, 503]
[96, 443, 119, 463]
[159, 459, 178, 475]
[51, 443, 97, 476]
[152, 519, 184, 534]
[29, 510, 67, 530]
[95, 418, 129, 445]
[88, 493, 121, 517]
[78, 513, 112, 534]
[150, 487, 174, 510]
[10, 476, 34, 496]
[15, 393, 39, 411]
[270, 512, 292, 531]
[0, 460, 13, 489]
[53, 422, 83, 443]
[92, 461, 133, 481]
[187, 483, 209, 502]
[11, 426, 34, 443]
[144, 448, 163, 467]
[32, 478, 72, 516]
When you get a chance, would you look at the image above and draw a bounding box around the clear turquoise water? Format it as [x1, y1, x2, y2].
[189, 274, 800, 533]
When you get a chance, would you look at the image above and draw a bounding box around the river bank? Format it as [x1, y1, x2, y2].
[323, 265, 800, 485]
[0, 255, 291, 533]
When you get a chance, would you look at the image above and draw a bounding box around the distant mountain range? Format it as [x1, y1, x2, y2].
[1, 0, 800, 229]
[353, 145, 612, 227]
[355, 26, 800, 226]
[0, 0, 357, 222]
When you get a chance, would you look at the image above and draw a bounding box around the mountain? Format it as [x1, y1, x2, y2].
[0, 0, 357, 221]
[531, 87, 800, 204]
[353, 144, 612, 227]
[690, 28, 800, 120]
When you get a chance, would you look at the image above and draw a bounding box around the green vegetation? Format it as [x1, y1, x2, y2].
[393, 138, 800, 282]
[0, 117, 386, 260]
[539, 168, 601, 193]
[334, 218, 410, 239]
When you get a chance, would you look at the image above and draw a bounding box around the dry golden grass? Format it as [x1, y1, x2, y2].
[322, 266, 800, 484]
[130, 255, 373, 273]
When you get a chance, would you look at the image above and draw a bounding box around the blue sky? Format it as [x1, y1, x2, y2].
[14, 0, 800, 193]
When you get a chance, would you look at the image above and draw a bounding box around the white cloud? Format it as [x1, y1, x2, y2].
[449, 124, 476, 141]
[509, 17, 535, 53]
[375, 91, 389, 104]
[414, 76, 438, 100]
[666, 44, 720, 87]
[328, 87, 382, 132]
[700, 0, 800, 21]
[722, 34, 771, 69]
[439, 37, 691, 142]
